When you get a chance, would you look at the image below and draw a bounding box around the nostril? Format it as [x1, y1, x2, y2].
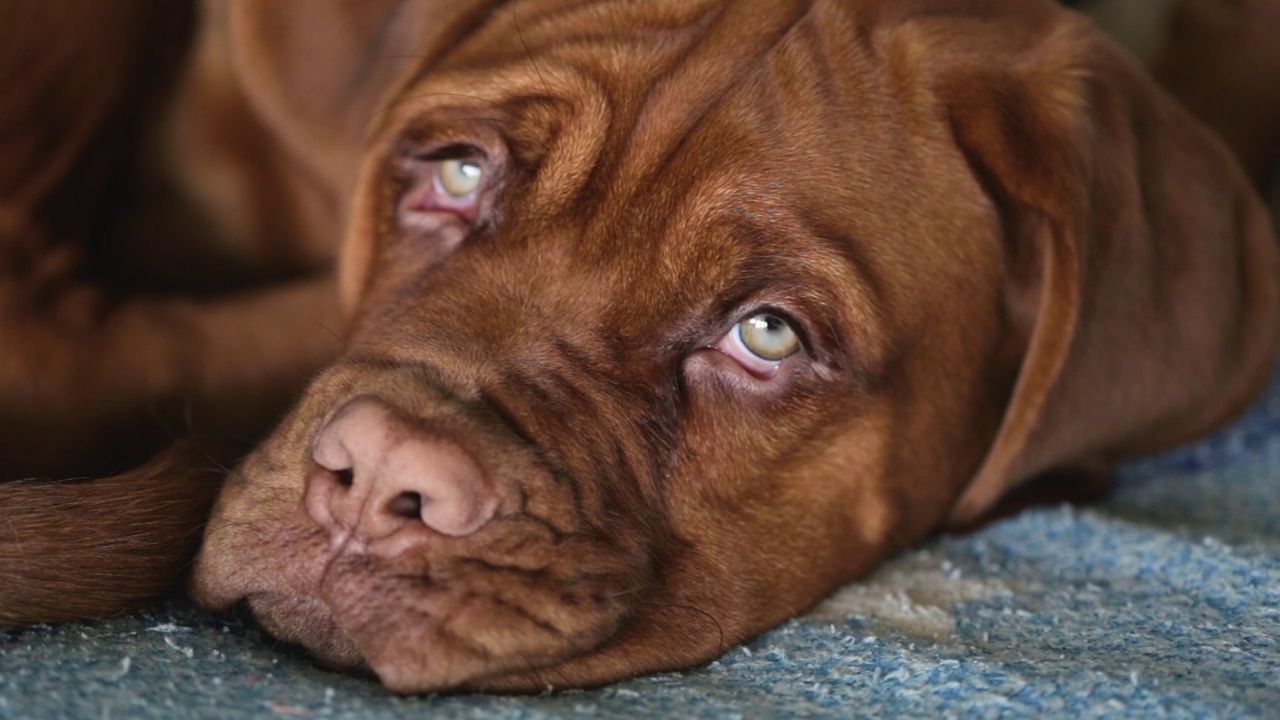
[307, 397, 500, 541]
[387, 491, 423, 520]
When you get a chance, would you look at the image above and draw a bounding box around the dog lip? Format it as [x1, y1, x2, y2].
[362, 522, 455, 558]
[246, 591, 365, 670]
[205, 371, 651, 690]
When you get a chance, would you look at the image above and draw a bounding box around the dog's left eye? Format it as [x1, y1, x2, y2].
[436, 159, 483, 198]
[716, 313, 801, 377]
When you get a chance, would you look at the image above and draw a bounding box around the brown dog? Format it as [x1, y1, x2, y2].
[2, 0, 1278, 695]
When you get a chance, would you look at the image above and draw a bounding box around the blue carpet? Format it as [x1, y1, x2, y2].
[3, 371, 1279, 719]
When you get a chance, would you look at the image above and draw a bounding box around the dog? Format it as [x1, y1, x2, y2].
[2, 0, 1277, 695]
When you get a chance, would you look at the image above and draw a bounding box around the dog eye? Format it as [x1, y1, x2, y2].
[716, 313, 801, 377]
[398, 154, 487, 226]
[738, 314, 800, 360]
[436, 159, 483, 198]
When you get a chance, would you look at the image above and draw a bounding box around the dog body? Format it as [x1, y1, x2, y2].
[2, 0, 1277, 694]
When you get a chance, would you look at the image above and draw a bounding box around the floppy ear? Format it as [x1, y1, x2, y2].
[222, 0, 437, 185]
[919, 6, 1280, 526]
[221, 0, 499, 310]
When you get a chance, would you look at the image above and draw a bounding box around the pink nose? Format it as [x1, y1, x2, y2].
[305, 398, 498, 543]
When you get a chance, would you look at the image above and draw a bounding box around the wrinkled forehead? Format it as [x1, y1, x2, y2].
[364, 0, 999, 334]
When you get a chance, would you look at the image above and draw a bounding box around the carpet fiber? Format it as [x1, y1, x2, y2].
[3, 372, 1279, 718]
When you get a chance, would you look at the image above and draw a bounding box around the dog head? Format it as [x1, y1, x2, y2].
[190, 0, 1278, 692]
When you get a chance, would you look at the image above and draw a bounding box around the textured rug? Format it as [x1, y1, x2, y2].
[3, 369, 1279, 719]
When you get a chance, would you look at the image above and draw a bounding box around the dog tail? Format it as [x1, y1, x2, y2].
[0, 441, 224, 625]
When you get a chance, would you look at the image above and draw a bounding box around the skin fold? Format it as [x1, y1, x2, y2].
[2, 0, 1277, 693]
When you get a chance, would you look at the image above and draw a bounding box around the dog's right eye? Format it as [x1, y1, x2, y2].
[436, 159, 483, 198]
[398, 155, 488, 227]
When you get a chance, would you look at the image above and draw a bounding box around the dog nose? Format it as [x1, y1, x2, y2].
[305, 398, 497, 542]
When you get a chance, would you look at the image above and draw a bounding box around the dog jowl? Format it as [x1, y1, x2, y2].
[190, 0, 1279, 692]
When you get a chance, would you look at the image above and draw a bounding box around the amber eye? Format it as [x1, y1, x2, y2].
[736, 313, 800, 361]
[436, 159, 483, 197]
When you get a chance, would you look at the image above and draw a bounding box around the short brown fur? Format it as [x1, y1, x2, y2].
[1, 0, 1277, 694]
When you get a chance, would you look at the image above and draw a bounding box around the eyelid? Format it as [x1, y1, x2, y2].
[412, 142, 488, 163]
[391, 129, 509, 239]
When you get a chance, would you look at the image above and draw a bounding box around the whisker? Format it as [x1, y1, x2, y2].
[601, 585, 644, 599]
[511, 10, 550, 97]
[637, 599, 726, 653]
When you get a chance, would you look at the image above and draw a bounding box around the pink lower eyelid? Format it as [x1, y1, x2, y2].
[402, 171, 476, 221]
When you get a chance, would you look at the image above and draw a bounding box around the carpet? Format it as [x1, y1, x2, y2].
[3, 372, 1279, 719]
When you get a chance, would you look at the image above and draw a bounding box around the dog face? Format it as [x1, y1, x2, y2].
[190, 0, 1278, 692]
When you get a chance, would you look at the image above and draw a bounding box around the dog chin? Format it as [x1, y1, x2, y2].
[233, 546, 639, 693]
[245, 593, 366, 671]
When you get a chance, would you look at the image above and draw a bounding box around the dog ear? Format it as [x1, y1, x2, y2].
[917, 6, 1280, 526]
[222, 0, 502, 311]
[221, 0, 437, 185]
